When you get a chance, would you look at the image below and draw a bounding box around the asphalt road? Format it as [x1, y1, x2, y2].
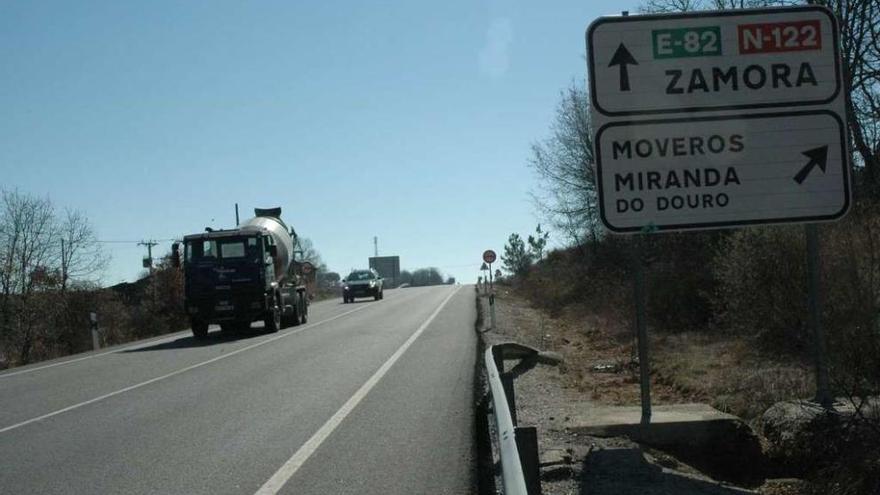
[0, 285, 476, 494]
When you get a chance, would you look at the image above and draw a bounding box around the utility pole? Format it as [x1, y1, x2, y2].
[60, 238, 68, 291]
[138, 239, 159, 306]
[138, 240, 159, 275]
[373, 236, 378, 257]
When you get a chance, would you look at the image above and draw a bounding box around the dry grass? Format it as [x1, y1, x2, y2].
[500, 283, 814, 421]
[652, 332, 814, 420]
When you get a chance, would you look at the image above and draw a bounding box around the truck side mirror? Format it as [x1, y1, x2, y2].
[268, 245, 278, 257]
[171, 242, 181, 268]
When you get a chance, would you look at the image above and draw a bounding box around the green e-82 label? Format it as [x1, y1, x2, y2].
[653, 26, 722, 58]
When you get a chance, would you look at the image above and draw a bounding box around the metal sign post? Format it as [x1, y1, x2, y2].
[483, 250, 498, 330]
[806, 224, 832, 407]
[489, 262, 497, 330]
[632, 238, 651, 425]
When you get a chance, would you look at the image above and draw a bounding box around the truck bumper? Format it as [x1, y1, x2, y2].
[186, 294, 267, 323]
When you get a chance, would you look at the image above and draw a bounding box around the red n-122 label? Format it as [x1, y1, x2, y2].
[738, 20, 822, 54]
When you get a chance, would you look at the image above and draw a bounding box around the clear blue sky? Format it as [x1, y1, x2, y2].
[1, 0, 637, 285]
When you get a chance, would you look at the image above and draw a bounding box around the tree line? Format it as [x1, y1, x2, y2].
[0, 189, 109, 366]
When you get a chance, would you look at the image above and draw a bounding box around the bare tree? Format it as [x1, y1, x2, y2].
[295, 237, 327, 272]
[529, 84, 602, 246]
[0, 190, 57, 363]
[58, 208, 107, 291]
[826, 0, 880, 189]
[0, 191, 109, 365]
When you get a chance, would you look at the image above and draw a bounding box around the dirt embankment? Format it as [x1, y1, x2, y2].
[477, 286, 812, 495]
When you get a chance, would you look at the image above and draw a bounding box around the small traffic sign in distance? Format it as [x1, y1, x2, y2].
[301, 261, 314, 274]
[482, 250, 497, 264]
[586, 6, 841, 117]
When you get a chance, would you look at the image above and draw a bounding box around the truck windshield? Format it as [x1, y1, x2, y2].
[186, 237, 259, 261]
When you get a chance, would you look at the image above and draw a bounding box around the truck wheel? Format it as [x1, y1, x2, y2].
[265, 305, 281, 334]
[281, 312, 295, 328]
[379, 290, 384, 300]
[192, 319, 209, 340]
[220, 323, 235, 333]
[300, 294, 308, 324]
[374, 290, 380, 301]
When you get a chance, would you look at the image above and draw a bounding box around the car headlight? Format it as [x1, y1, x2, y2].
[344, 285, 349, 290]
[369, 281, 375, 287]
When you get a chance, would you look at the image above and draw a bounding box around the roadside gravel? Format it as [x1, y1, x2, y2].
[478, 287, 759, 495]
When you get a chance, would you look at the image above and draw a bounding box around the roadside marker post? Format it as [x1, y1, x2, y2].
[587, 5, 849, 420]
[89, 312, 100, 351]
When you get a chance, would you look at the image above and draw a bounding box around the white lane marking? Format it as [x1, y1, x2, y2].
[0, 332, 191, 379]
[0, 296, 370, 379]
[0, 303, 376, 435]
[254, 285, 461, 495]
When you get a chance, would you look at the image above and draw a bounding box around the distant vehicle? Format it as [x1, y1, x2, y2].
[342, 269, 384, 303]
[172, 207, 309, 339]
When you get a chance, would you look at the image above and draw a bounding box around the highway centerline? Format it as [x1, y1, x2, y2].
[253, 285, 461, 495]
[0, 302, 376, 435]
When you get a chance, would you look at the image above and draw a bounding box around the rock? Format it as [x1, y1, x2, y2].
[758, 400, 846, 475]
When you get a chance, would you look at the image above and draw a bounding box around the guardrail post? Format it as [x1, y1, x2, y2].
[476, 398, 499, 494]
[515, 426, 542, 495]
[501, 372, 517, 425]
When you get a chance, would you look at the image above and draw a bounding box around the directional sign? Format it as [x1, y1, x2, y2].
[587, 5, 850, 233]
[482, 250, 497, 264]
[595, 111, 849, 232]
[587, 6, 841, 117]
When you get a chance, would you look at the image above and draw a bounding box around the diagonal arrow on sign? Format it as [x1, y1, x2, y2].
[793, 145, 829, 185]
[608, 43, 638, 92]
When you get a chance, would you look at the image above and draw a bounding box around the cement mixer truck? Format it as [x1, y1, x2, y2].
[172, 207, 309, 339]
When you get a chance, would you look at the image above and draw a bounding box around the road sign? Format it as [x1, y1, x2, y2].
[483, 250, 497, 264]
[587, 6, 841, 117]
[596, 110, 849, 232]
[301, 261, 314, 274]
[586, 5, 849, 233]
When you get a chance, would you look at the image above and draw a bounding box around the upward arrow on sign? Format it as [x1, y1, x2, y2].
[608, 43, 638, 92]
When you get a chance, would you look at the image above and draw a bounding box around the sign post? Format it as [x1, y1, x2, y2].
[587, 5, 849, 419]
[632, 237, 651, 424]
[483, 250, 498, 329]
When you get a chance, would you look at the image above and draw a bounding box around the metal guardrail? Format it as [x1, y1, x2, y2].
[484, 343, 562, 495]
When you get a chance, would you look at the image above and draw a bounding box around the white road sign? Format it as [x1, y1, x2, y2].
[586, 6, 850, 233]
[587, 6, 841, 117]
[595, 111, 849, 232]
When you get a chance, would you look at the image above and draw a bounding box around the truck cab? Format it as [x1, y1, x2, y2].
[178, 208, 308, 339]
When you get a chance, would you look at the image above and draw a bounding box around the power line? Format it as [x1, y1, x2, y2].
[95, 238, 177, 244]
